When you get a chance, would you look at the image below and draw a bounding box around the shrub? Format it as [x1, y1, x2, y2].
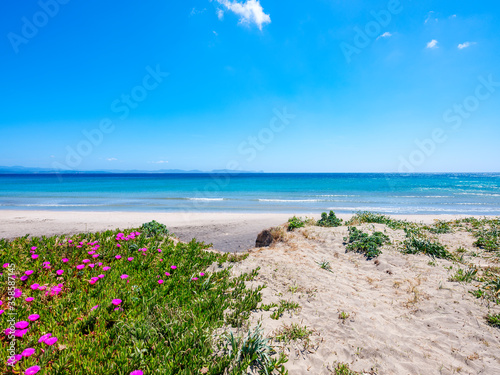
[140, 220, 169, 237]
[347, 211, 410, 230]
[401, 228, 452, 259]
[486, 314, 500, 328]
[316, 211, 343, 227]
[343, 227, 389, 259]
[287, 216, 305, 231]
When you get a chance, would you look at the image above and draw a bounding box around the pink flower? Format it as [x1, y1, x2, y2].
[88, 264, 95, 268]
[128, 257, 134, 261]
[38, 333, 52, 343]
[97, 262, 103, 266]
[25, 297, 34, 302]
[21, 348, 35, 357]
[31, 254, 39, 260]
[0, 310, 4, 315]
[39, 285, 46, 291]
[82, 259, 90, 263]
[76, 265, 84, 270]
[130, 371, 144, 375]
[192, 277, 199, 281]
[7, 354, 22, 366]
[159, 259, 163, 262]
[98, 274, 105, 279]
[25, 365, 41, 375]
[158, 280, 164, 284]
[5, 328, 13, 335]
[15, 329, 29, 338]
[103, 266, 110, 271]
[165, 272, 171, 276]
[30, 283, 40, 290]
[120, 274, 128, 279]
[25, 270, 34, 276]
[92, 254, 99, 258]
[88, 250, 95, 255]
[157, 249, 162, 253]
[171, 266, 177, 270]
[77, 245, 82, 248]
[68, 240, 72, 243]
[89, 277, 99, 285]
[16, 321, 29, 329]
[62, 258, 68, 263]
[114, 307, 121, 311]
[56, 270, 64, 275]
[115, 255, 122, 259]
[2, 263, 9, 268]
[117, 244, 121, 248]
[31, 246, 37, 251]
[111, 299, 122, 306]
[45, 336, 58, 345]
[91, 305, 99, 311]
[14, 289, 22, 298]
[200, 272, 205, 276]
[28, 314, 40, 321]
[20, 275, 29, 281]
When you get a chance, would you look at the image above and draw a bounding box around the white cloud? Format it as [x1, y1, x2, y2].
[426, 39, 439, 49]
[377, 32, 392, 40]
[458, 41, 475, 49]
[217, 8, 224, 20]
[150, 160, 168, 164]
[215, 0, 271, 30]
[190, 8, 206, 16]
[424, 11, 438, 24]
[106, 158, 118, 161]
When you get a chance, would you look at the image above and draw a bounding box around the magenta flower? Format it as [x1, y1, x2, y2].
[25, 270, 34, 276]
[165, 272, 171, 276]
[115, 255, 122, 259]
[56, 270, 64, 275]
[76, 245, 82, 248]
[158, 279, 164, 284]
[14, 289, 22, 298]
[88, 250, 95, 255]
[76, 265, 84, 270]
[111, 299, 122, 306]
[117, 244, 121, 248]
[31, 246, 37, 251]
[2, 263, 9, 268]
[103, 266, 110, 271]
[28, 314, 40, 321]
[192, 277, 199, 281]
[30, 283, 39, 290]
[25, 297, 34, 302]
[15, 329, 29, 338]
[0, 310, 4, 315]
[88, 264, 95, 268]
[200, 272, 205, 276]
[31, 254, 39, 260]
[62, 258, 69, 263]
[98, 274, 105, 279]
[39, 285, 46, 291]
[157, 249, 162, 253]
[98, 262, 103, 266]
[25, 365, 41, 375]
[89, 277, 99, 285]
[7, 354, 22, 366]
[128, 257, 134, 261]
[5, 328, 13, 335]
[130, 371, 144, 375]
[120, 274, 128, 279]
[92, 254, 99, 258]
[45, 336, 58, 346]
[38, 333, 52, 343]
[20, 275, 29, 281]
[171, 265, 177, 270]
[68, 240, 73, 243]
[91, 305, 99, 311]
[82, 259, 90, 263]
[21, 348, 35, 357]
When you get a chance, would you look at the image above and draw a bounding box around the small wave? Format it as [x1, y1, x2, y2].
[188, 198, 225, 201]
[258, 199, 321, 203]
[316, 194, 359, 197]
[455, 193, 500, 197]
[0, 204, 108, 207]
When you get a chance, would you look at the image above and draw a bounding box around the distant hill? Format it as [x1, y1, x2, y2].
[0, 166, 263, 174]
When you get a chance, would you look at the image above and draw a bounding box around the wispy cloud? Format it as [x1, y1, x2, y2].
[215, 0, 271, 30]
[426, 39, 439, 49]
[377, 32, 392, 40]
[458, 41, 475, 50]
[424, 11, 437, 24]
[190, 8, 206, 16]
[149, 160, 168, 164]
[106, 158, 118, 161]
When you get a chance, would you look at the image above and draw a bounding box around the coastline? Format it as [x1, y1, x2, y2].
[0, 210, 496, 252]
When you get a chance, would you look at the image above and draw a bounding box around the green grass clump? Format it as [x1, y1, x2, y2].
[316, 260, 333, 273]
[274, 323, 313, 346]
[473, 227, 500, 253]
[347, 211, 411, 230]
[401, 228, 452, 259]
[270, 300, 300, 320]
[486, 313, 500, 328]
[449, 267, 478, 282]
[343, 227, 389, 259]
[316, 211, 343, 227]
[332, 362, 361, 375]
[425, 220, 453, 234]
[287, 216, 305, 231]
[140, 220, 169, 237]
[0, 225, 267, 375]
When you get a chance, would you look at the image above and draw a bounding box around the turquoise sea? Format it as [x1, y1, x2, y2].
[0, 173, 499, 215]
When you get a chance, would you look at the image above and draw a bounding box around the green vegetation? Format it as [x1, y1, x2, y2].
[347, 211, 411, 230]
[270, 300, 301, 320]
[449, 267, 478, 282]
[401, 227, 452, 259]
[0, 225, 277, 375]
[139, 220, 169, 237]
[274, 323, 313, 346]
[486, 313, 500, 328]
[338, 311, 350, 321]
[287, 216, 305, 231]
[332, 362, 361, 375]
[316, 211, 343, 227]
[344, 227, 390, 259]
[316, 260, 333, 273]
[425, 220, 453, 234]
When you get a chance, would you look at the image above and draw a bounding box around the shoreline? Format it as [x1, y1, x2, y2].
[0, 210, 497, 252]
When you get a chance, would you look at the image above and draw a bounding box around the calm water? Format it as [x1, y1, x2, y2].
[0, 173, 499, 215]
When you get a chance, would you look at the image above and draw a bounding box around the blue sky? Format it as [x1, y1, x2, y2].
[0, 0, 499, 172]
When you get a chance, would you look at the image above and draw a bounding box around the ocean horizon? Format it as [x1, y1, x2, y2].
[1, 172, 499, 215]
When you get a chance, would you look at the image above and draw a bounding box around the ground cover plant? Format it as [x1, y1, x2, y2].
[400, 227, 452, 259]
[0, 222, 270, 375]
[286, 217, 305, 231]
[346, 212, 413, 231]
[343, 227, 389, 259]
[316, 211, 343, 227]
